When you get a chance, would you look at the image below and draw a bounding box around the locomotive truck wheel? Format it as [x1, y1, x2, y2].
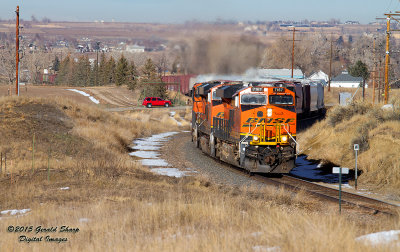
[147, 103, 152, 108]
[164, 103, 169, 107]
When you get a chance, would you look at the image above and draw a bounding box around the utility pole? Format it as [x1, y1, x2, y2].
[377, 13, 400, 104]
[288, 27, 298, 78]
[378, 62, 381, 103]
[384, 15, 391, 104]
[328, 34, 334, 92]
[372, 38, 376, 104]
[15, 6, 19, 96]
[96, 41, 100, 86]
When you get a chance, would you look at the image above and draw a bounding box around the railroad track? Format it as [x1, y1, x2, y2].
[166, 133, 399, 217]
[252, 173, 399, 216]
[211, 159, 398, 216]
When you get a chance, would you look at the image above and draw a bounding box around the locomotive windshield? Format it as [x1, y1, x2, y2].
[241, 94, 267, 105]
[269, 95, 294, 105]
[212, 91, 221, 100]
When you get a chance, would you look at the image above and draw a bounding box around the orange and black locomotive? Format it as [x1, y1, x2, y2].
[192, 81, 298, 174]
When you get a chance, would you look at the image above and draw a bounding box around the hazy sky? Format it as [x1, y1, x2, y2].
[0, 0, 398, 24]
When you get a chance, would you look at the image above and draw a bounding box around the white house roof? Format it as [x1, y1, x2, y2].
[309, 70, 329, 82]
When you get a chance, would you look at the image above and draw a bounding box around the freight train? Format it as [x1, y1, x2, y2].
[191, 79, 324, 174]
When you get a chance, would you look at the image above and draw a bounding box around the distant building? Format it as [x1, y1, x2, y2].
[344, 21, 360, 25]
[162, 74, 197, 95]
[330, 71, 364, 88]
[309, 70, 328, 85]
[126, 44, 145, 53]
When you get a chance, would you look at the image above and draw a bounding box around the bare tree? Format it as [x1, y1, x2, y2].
[0, 44, 16, 84]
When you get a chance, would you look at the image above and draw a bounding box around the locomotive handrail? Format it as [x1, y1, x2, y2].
[283, 124, 300, 154]
[239, 122, 261, 144]
[195, 112, 207, 127]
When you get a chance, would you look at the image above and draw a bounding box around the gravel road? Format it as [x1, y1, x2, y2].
[160, 131, 265, 188]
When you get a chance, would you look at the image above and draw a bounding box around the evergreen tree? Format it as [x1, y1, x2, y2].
[55, 56, 75, 85]
[127, 60, 139, 90]
[107, 56, 116, 84]
[52, 56, 60, 72]
[349, 60, 369, 101]
[98, 52, 108, 85]
[171, 58, 179, 74]
[115, 54, 129, 86]
[140, 58, 166, 99]
[141, 58, 159, 80]
[74, 55, 91, 86]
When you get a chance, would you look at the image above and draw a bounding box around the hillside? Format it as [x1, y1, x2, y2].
[298, 93, 400, 198]
[0, 96, 398, 251]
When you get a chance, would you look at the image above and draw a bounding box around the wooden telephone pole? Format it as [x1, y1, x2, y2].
[288, 27, 300, 78]
[328, 34, 335, 92]
[372, 38, 376, 104]
[377, 13, 400, 104]
[15, 6, 19, 96]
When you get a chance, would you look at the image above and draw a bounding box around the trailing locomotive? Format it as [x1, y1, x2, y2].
[192, 81, 298, 173]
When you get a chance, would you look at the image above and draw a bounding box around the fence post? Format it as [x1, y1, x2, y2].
[1, 152, 2, 174]
[10, 160, 12, 184]
[4, 153, 6, 173]
[32, 133, 35, 172]
[47, 148, 50, 181]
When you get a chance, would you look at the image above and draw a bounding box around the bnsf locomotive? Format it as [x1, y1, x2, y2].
[191, 79, 325, 174]
[192, 80, 304, 174]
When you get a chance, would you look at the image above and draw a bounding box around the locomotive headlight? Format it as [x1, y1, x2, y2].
[253, 136, 259, 141]
[281, 135, 288, 142]
[267, 108, 272, 117]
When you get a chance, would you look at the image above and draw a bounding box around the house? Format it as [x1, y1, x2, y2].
[126, 44, 145, 53]
[330, 71, 365, 88]
[309, 70, 328, 85]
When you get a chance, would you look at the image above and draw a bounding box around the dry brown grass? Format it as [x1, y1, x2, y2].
[0, 96, 398, 251]
[299, 92, 400, 196]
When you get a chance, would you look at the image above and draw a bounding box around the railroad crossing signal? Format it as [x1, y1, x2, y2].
[333, 167, 349, 214]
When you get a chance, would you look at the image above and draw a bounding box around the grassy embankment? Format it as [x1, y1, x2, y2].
[299, 90, 400, 198]
[0, 96, 398, 251]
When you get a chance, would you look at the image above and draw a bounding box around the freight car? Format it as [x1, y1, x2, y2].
[192, 81, 298, 173]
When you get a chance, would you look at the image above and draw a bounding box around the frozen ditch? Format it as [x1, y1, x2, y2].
[66, 89, 100, 104]
[130, 132, 196, 178]
[0, 209, 31, 220]
[356, 230, 400, 247]
[169, 111, 182, 126]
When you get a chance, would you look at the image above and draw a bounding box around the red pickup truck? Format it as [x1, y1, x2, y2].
[142, 97, 172, 108]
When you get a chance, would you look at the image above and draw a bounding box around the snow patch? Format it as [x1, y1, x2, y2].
[150, 168, 189, 178]
[1, 209, 31, 216]
[141, 159, 169, 167]
[332, 183, 353, 189]
[60, 187, 70, 190]
[79, 218, 90, 223]
[89, 96, 100, 104]
[169, 111, 183, 126]
[66, 89, 100, 104]
[356, 230, 400, 246]
[129, 151, 160, 159]
[132, 145, 161, 151]
[130, 132, 197, 177]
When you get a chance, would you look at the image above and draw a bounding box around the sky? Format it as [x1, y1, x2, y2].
[0, 0, 398, 24]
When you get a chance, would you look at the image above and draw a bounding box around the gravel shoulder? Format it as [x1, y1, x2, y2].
[160, 131, 265, 188]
